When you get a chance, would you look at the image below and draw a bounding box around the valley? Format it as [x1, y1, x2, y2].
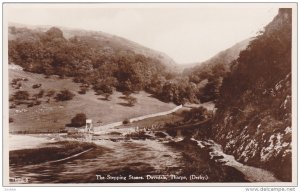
[7, 8, 293, 184]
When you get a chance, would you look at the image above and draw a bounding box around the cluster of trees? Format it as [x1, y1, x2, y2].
[8, 26, 223, 105]
[70, 113, 87, 127]
[9, 27, 167, 99]
[9, 82, 75, 109]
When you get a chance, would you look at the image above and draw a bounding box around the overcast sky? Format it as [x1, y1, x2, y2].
[5, 3, 283, 64]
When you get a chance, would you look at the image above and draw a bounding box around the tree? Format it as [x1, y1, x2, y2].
[199, 78, 221, 102]
[122, 91, 132, 98]
[55, 89, 75, 101]
[122, 92, 137, 106]
[127, 95, 137, 106]
[184, 106, 208, 122]
[78, 87, 87, 94]
[46, 90, 56, 97]
[70, 113, 87, 127]
[103, 93, 112, 101]
[37, 89, 45, 98]
[46, 27, 64, 39]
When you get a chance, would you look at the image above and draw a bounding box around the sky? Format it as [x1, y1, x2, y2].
[5, 3, 283, 64]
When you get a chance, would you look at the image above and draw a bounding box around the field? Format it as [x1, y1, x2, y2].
[9, 65, 176, 132]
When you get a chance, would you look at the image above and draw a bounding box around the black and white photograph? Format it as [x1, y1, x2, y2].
[2, 2, 297, 187]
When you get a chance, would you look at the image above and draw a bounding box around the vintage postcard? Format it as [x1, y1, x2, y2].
[2, 2, 298, 187]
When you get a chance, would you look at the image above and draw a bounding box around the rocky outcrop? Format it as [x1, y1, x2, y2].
[212, 8, 292, 181]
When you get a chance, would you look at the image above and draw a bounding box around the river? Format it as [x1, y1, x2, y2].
[9, 127, 279, 184]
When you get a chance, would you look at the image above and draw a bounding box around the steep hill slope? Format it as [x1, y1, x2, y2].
[9, 65, 176, 133]
[212, 8, 292, 181]
[180, 38, 250, 103]
[183, 38, 250, 76]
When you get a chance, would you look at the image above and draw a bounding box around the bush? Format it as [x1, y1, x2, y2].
[27, 102, 34, 108]
[34, 100, 42, 106]
[55, 89, 75, 101]
[9, 104, 16, 109]
[9, 96, 14, 102]
[184, 106, 208, 122]
[122, 92, 137, 106]
[127, 96, 137, 106]
[103, 93, 112, 101]
[46, 90, 56, 97]
[38, 90, 44, 98]
[14, 91, 29, 100]
[123, 118, 130, 125]
[32, 84, 42, 89]
[78, 87, 87, 94]
[70, 113, 87, 127]
[33, 89, 45, 99]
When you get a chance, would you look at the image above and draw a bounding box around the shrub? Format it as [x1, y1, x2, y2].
[37, 90, 44, 98]
[122, 92, 137, 106]
[9, 104, 16, 109]
[27, 102, 34, 108]
[78, 87, 87, 94]
[14, 91, 29, 100]
[127, 96, 137, 106]
[184, 106, 208, 122]
[46, 90, 56, 97]
[11, 78, 19, 85]
[34, 100, 42, 105]
[55, 89, 75, 101]
[70, 113, 87, 127]
[9, 96, 14, 102]
[32, 84, 42, 89]
[123, 118, 130, 125]
[103, 93, 111, 101]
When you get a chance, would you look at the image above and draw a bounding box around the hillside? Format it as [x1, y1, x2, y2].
[8, 23, 178, 70]
[212, 8, 292, 181]
[9, 66, 176, 133]
[177, 38, 251, 103]
[184, 38, 250, 75]
[9, 24, 194, 105]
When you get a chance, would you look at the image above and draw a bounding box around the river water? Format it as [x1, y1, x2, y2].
[9, 128, 277, 184]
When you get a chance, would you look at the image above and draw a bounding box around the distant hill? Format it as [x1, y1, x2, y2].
[177, 38, 250, 103]
[183, 38, 251, 75]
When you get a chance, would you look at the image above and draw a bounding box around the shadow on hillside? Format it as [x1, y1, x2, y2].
[97, 98, 109, 101]
[117, 102, 134, 107]
[147, 93, 171, 104]
[118, 96, 127, 100]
